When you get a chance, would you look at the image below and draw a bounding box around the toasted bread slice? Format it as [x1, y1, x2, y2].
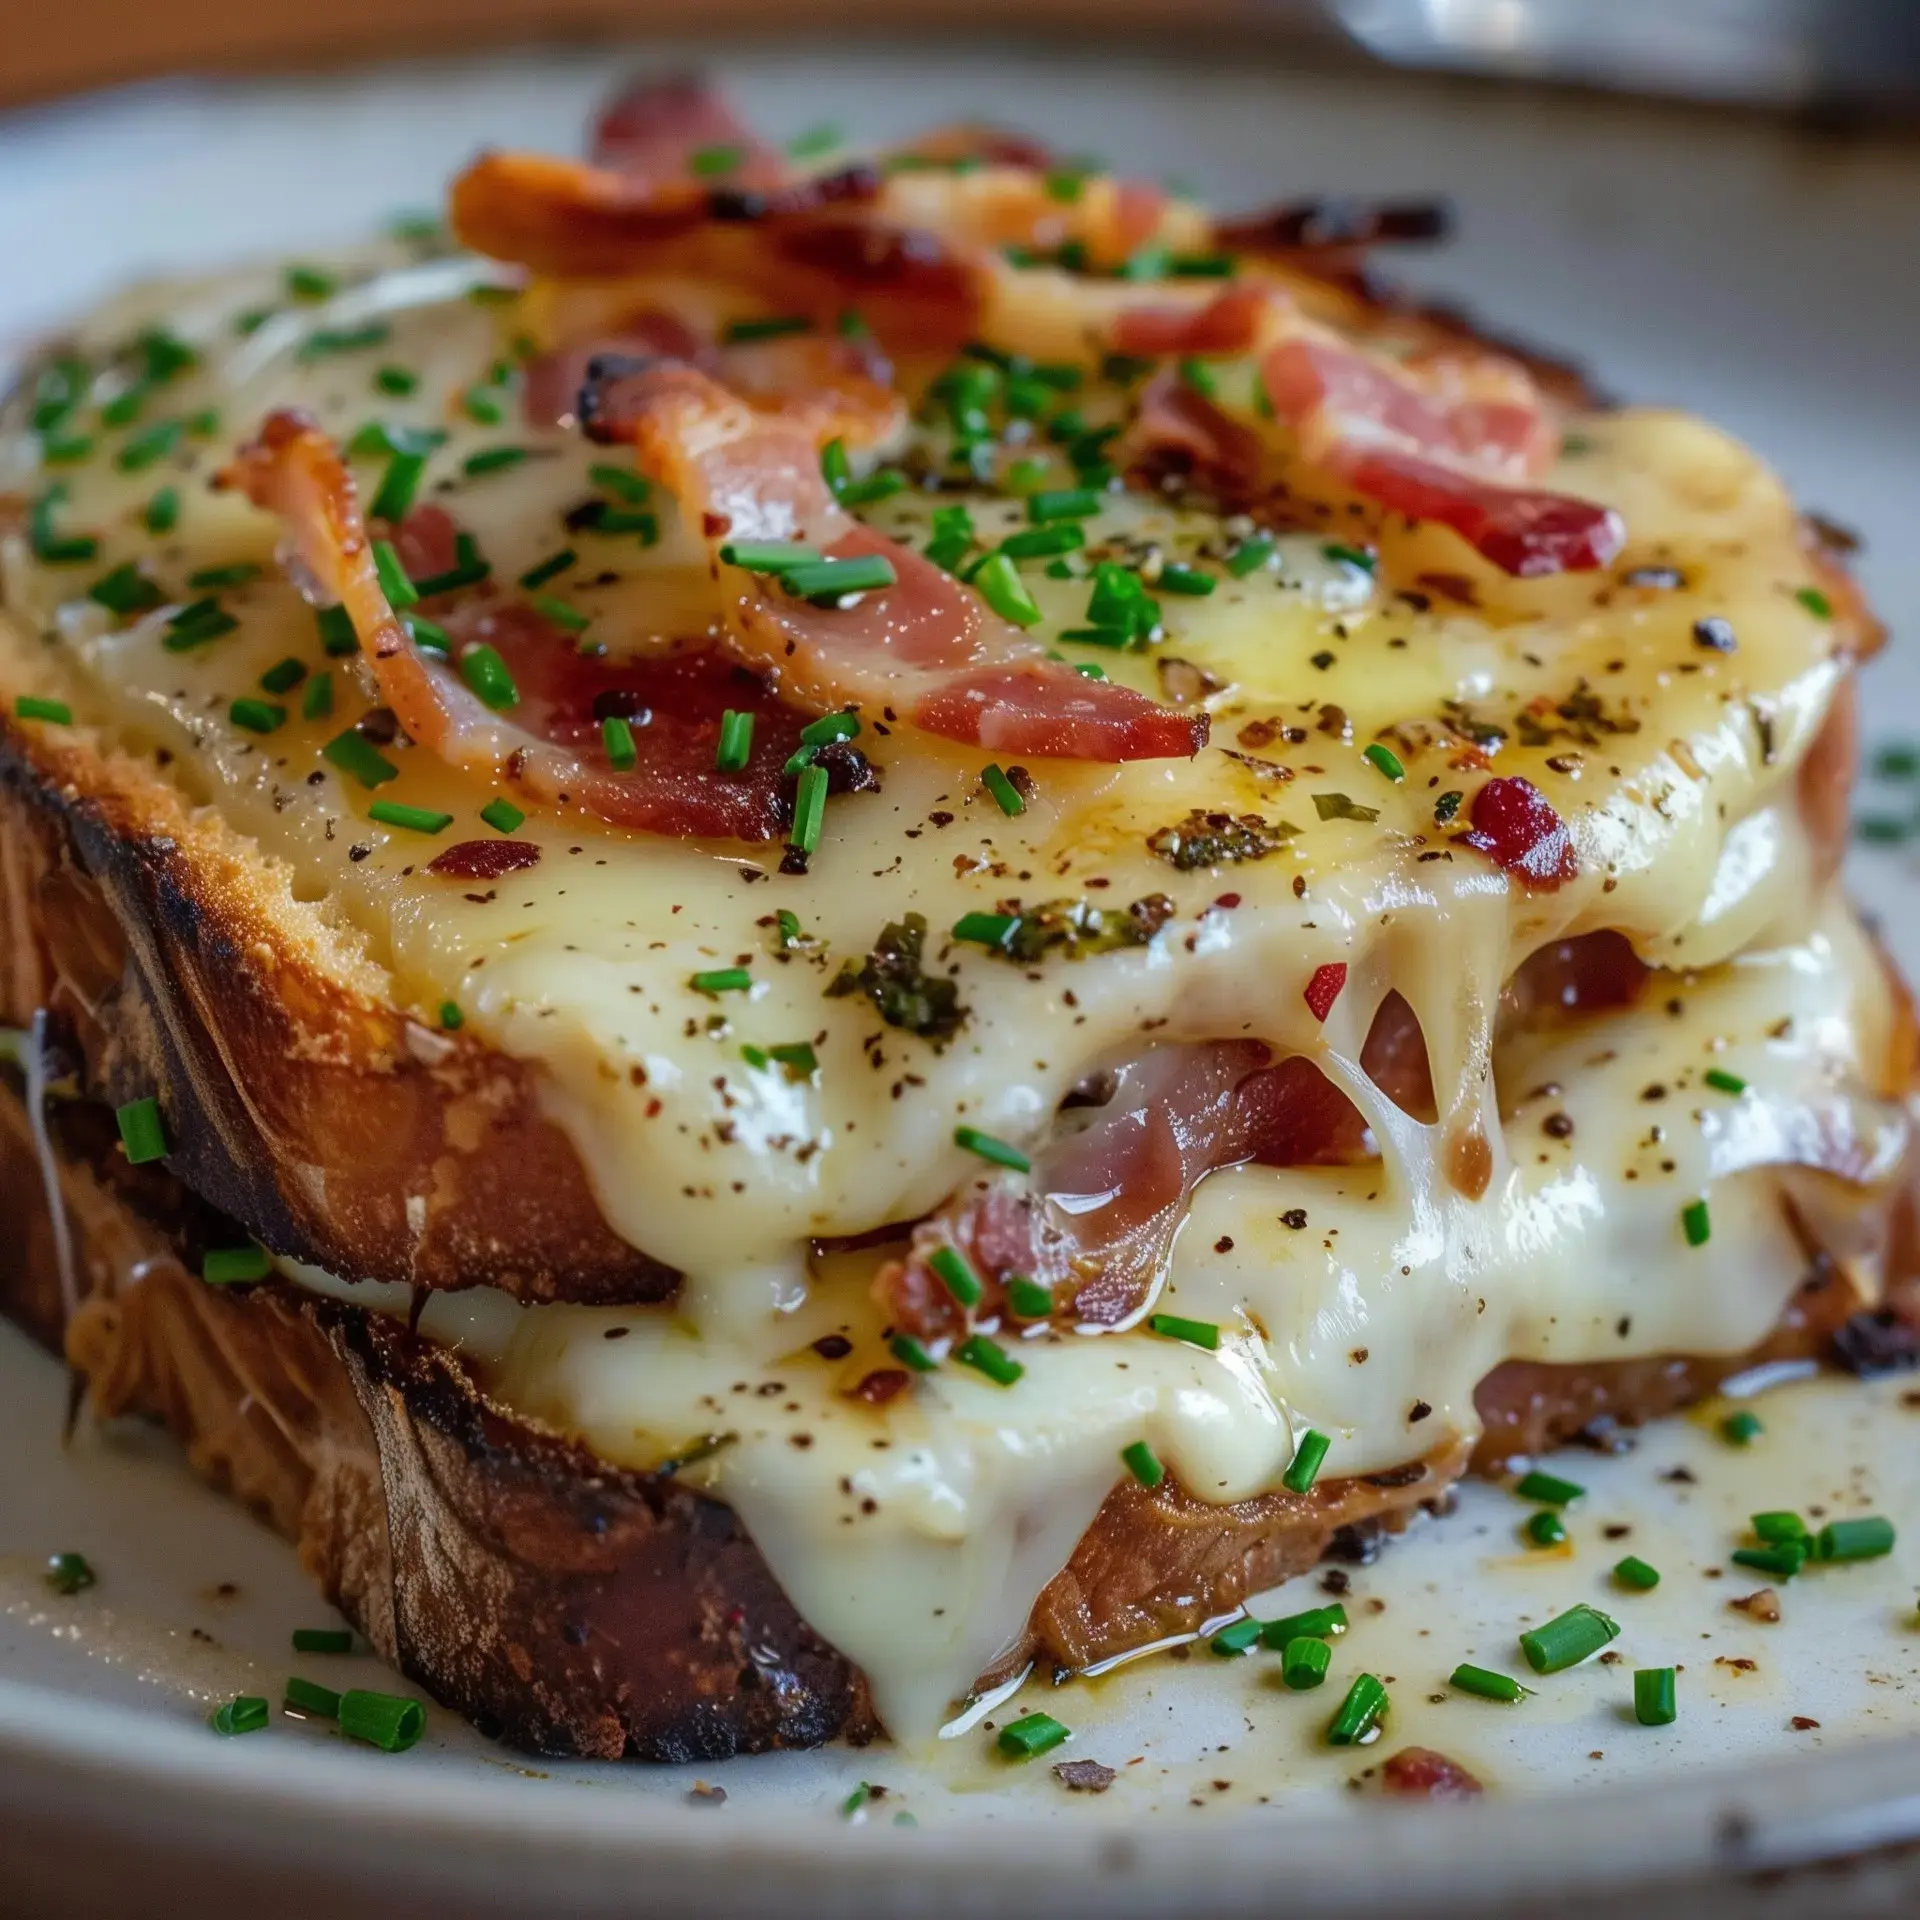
[7, 1072, 1913, 1756]
[0, 712, 671, 1303]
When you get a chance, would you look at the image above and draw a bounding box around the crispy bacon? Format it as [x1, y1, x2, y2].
[880, 1035, 1390, 1339]
[583, 360, 1206, 762]
[1111, 287, 1270, 359]
[234, 409, 806, 839]
[1379, 1747, 1483, 1800]
[590, 74, 783, 186]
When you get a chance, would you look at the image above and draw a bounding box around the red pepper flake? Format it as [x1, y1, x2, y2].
[427, 839, 544, 880]
[1379, 1747, 1483, 1800]
[1456, 776, 1576, 890]
[1303, 962, 1347, 1022]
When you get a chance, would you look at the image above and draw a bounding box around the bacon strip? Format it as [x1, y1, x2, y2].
[585, 361, 1207, 762]
[590, 74, 784, 187]
[234, 409, 806, 839]
[881, 1038, 1385, 1339]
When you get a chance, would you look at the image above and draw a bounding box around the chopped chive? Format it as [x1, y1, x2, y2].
[952, 911, 1017, 947]
[690, 143, 747, 176]
[1721, 1409, 1764, 1446]
[530, 593, 591, 635]
[209, 1696, 270, 1736]
[1281, 1428, 1331, 1494]
[461, 386, 507, 427]
[1450, 1664, 1530, 1704]
[956, 1334, 1024, 1387]
[1514, 1470, 1585, 1507]
[1730, 1542, 1807, 1579]
[820, 438, 853, 497]
[981, 764, 1026, 817]
[1157, 562, 1215, 597]
[1171, 252, 1235, 278]
[1434, 790, 1464, 824]
[368, 800, 452, 836]
[1525, 1510, 1568, 1549]
[841, 1782, 874, 1820]
[87, 563, 162, 617]
[14, 695, 75, 725]
[889, 1333, 938, 1373]
[1518, 1603, 1619, 1674]
[838, 468, 907, 509]
[1147, 1312, 1220, 1352]
[1815, 1516, 1895, 1562]
[185, 562, 261, 593]
[1795, 586, 1833, 619]
[1633, 1668, 1677, 1727]
[316, 605, 359, 656]
[115, 420, 181, 473]
[258, 656, 307, 696]
[1258, 1605, 1348, 1650]
[767, 1041, 818, 1078]
[45, 1552, 96, 1595]
[517, 548, 575, 591]
[300, 672, 334, 724]
[715, 709, 755, 773]
[1751, 1511, 1808, 1545]
[459, 644, 520, 711]
[371, 540, 418, 609]
[782, 555, 898, 600]
[1027, 487, 1103, 524]
[1281, 1636, 1333, 1691]
[1006, 1276, 1054, 1320]
[1325, 1674, 1388, 1746]
[1121, 1439, 1165, 1489]
[101, 388, 146, 429]
[229, 698, 286, 736]
[720, 540, 823, 574]
[997, 1712, 1070, 1760]
[1702, 1066, 1748, 1095]
[299, 324, 391, 362]
[953, 1125, 1029, 1172]
[459, 446, 530, 480]
[339, 1689, 426, 1753]
[1681, 1199, 1712, 1247]
[1324, 543, 1377, 572]
[999, 524, 1084, 561]
[144, 487, 180, 535]
[1002, 456, 1051, 495]
[321, 730, 399, 788]
[722, 315, 813, 344]
[691, 967, 753, 997]
[1363, 742, 1405, 782]
[41, 430, 96, 466]
[480, 797, 525, 835]
[116, 1097, 166, 1165]
[929, 1244, 983, 1309]
[1178, 355, 1218, 399]
[161, 599, 239, 651]
[1210, 1616, 1264, 1657]
[1226, 535, 1275, 578]
[374, 365, 418, 397]
[285, 264, 337, 301]
[1614, 1556, 1661, 1591]
[787, 123, 843, 157]
[588, 463, 652, 505]
[370, 447, 430, 522]
[291, 1627, 354, 1655]
[406, 616, 449, 656]
[203, 1244, 271, 1285]
[789, 762, 829, 855]
[799, 710, 860, 748]
[974, 552, 1043, 629]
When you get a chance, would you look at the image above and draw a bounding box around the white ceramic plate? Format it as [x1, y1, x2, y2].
[3, 39, 1919, 1917]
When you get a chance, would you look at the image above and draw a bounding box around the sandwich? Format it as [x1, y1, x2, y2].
[2, 74, 1913, 1762]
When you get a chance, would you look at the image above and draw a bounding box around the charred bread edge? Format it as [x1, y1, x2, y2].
[0, 707, 675, 1304]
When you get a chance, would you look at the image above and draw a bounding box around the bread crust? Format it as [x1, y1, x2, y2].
[0, 714, 673, 1304]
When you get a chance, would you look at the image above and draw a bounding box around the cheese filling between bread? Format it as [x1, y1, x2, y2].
[2, 250, 1906, 1743]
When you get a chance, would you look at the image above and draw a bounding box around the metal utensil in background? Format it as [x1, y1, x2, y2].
[1334, 0, 1920, 113]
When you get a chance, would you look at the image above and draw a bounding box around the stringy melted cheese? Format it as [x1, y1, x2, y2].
[1, 246, 1904, 1742]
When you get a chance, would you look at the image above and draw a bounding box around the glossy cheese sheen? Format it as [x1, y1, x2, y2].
[0, 249, 1899, 1743]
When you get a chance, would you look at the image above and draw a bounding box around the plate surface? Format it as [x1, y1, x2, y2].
[2, 38, 1919, 1917]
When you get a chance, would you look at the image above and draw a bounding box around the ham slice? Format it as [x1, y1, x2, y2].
[234, 409, 805, 839]
[584, 360, 1207, 761]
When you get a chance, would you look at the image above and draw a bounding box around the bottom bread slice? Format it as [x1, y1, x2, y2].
[3, 1078, 1913, 1760]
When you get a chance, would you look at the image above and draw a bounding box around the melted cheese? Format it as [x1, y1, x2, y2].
[2, 245, 1904, 1744]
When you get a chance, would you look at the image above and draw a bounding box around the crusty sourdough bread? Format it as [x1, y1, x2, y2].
[7, 1069, 1914, 1757]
